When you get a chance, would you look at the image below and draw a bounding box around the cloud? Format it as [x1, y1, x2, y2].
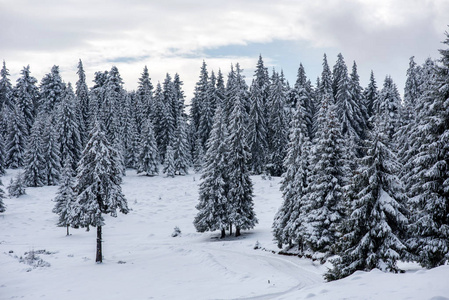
[1, 0, 448, 100]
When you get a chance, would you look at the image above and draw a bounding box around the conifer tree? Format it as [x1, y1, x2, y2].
[364, 71, 378, 122]
[173, 115, 191, 175]
[123, 94, 140, 169]
[194, 105, 230, 238]
[302, 94, 347, 256]
[13, 65, 39, 135]
[152, 83, 167, 161]
[374, 76, 401, 141]
[137, 119, 159, 176]
[192, 136, 204, 173]
[39, 65, 66, 114]
[407, 34, 449, 268]
[248, 55, 269, 174]
[191, 61, 211, 152]
[23, 117, 46, 187]
[57, 84, 82, 172]
[326, 117, 408, 281]
[163, 142, 176, 178]
[0, 60, 13, 112]
[76, 59, 90, 145]
[273, 99, 311, 249]
[73, 122, 129, 263]
[0, 179, 6, 213]
[290, 63, 314, 138]
[0, 135, 6, 175]
[5, 105, 27, 168]
[226, 88, 257, 237]
[52, 157, 77, 236]
[136, 66, 154, 132]
[266, 71, 288, 176]
[7, 173, 26, 198]
[41, 116, 61, 186]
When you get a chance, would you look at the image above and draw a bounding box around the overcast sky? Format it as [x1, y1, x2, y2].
[1, 0, 448, 100]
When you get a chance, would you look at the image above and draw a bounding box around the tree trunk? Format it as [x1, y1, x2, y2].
[96, 226, 102, 263]
[66, 225, 70, 236]
[235, 226, 241, 237]
[221, 228, 226, 239]
[229, 223, 233, 235]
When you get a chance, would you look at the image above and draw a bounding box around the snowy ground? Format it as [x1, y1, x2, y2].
[1, 169, 448, 300]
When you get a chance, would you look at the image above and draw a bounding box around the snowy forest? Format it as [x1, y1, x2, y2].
[1, 29, 449, 284]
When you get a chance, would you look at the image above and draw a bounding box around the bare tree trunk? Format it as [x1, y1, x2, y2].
[229, 223, 233, 235]
[235, 226, 241, 237]
[66, 225, 70, 236]
[221, 228, 226, 239]
[96, 226, 102, 263]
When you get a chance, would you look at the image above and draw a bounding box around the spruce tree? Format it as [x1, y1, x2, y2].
[194, 105, 230, 238]
[76, 59, 90, 145]
[248, 55, 269, 174]
[5, 105, 27, 169]
[137, 119, 159, 176]
[73, 122, 129, 263]
[13, 65, 39, 135]
[39, 65, 66, 114]
[0, 135, 5, 175]
[326, 117, 408, 281]
[374, 76, 402, 141]
[57, 84, 82, 172]
[173, 115, 191, 175]
[41, 116, 61, 186]
[226, 88, 257, 237]
[364, 71, 378, 122]
[273, 99, 311, 249]
[0, 60, 13, 112]
[0, 179, 6, 213]
[302, 94, 347, 257]
[136, 66, 154, 133]
[52, 158, 77, 236]
[266, 71, 288, 177]
[23, 116, 46, 187]
[163, 142, 176, 178]
[7, 173, 26, 198]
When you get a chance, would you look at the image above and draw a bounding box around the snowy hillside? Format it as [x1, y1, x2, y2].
[1, 169, 448, 300]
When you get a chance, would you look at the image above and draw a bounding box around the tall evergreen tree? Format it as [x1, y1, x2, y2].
[407, 34, 449, 268]
[39, 65, 66, 114]
[41, 115, 61, 186]
[374, 76, 402, 141]
[173, 115, 191, 175]
[266, 71, 288, 176]
[23, 116, 46, 187]
[226, 87, 257, 237]
[136, 66, 154, 133]
[136, 119, 159, 176]
[326, 117, 408, 281]
[0, 60, 13, 112]
[163, 142, 176, 178]
[73, 123, 129, 263]
[0, 179, 6, 213]
[302, 94, 347, 256]
[76, 59, 90, 145]
[364, 71, 378, 122]
[194, 105, 230, 238]
[248, 55, 269, 174]
[57, 84, 82, 172]
[13, 65, 39, 134]
[52, 157, 77, 236]
[5, 105, 27, 168]
[273, 99, 311, 249]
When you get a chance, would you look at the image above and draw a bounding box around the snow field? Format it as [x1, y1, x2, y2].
[1, 169, 449, 299]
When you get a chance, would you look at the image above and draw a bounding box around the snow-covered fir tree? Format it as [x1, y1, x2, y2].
[0, 135, 5, 175]
[7, 172, 26, 198]
[273, 98, 311, 249]
[41, 115, 61, 186]
[266, 70, 288, 177]
[136, 119, 159, 176]
[23, 116, 46, 187]
[123, 93, 140, 169]
[136, 66, 154, 133]
[194, 105, 230, 238]
[248, 55, 269, 174]
[13, 65, 39, 134]
[226, 85, 257, 237]
[57, 84, 82, 172]
[72, 122, 129, 263]
[163, 142, 176, 178]
[39, 65, 65, 114]
[302, 94, 348, 257]
[192, 136, 204, 173]
[0, 179, 6, 213]
[326, 117, 408, 281]
[52, 157, 77, 236]
[5, 105, 27, 169]
[407, 35, 449, 268]
[173, 115, 191, 175]
[76, 59, 90, 145]
[0, 60, 13, 112]
[364, 70, 378, 123]
[374, 75, 402, 141]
